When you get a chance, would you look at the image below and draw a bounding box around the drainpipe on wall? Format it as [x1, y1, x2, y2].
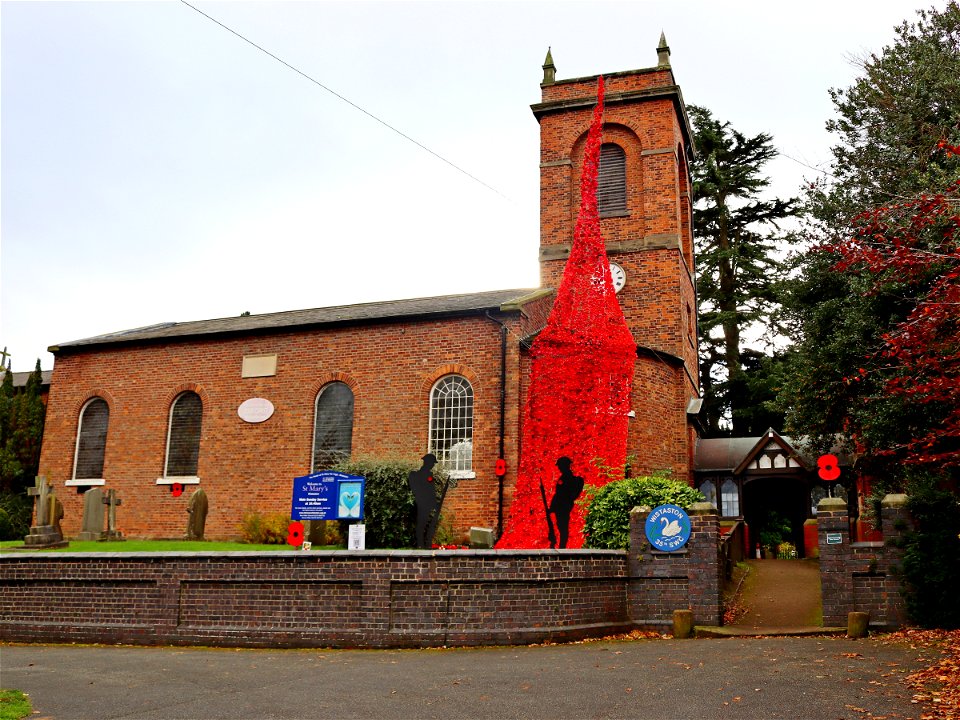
[485, 312, 509, 539]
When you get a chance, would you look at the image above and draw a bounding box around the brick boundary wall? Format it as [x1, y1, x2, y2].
[0, 507, 724, 649]
[818, 493, 911, 629]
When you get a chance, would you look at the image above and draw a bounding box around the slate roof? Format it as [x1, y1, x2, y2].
[11, 370, 53, 389]
[694, 434, 855, 472]
[50, 288, 541, 353]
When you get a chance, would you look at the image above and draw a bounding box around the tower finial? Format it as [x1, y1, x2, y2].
[657, 32, 671, 67]
[542, 47, 556, 85]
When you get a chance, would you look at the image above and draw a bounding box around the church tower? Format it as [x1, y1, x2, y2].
[532, 37, 700, 478]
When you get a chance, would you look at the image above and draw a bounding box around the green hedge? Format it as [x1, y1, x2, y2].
[333, 458, 448, 549]
[583, 474, 704, 549]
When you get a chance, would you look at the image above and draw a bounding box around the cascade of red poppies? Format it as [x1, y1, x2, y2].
[498, 77, 636, 549]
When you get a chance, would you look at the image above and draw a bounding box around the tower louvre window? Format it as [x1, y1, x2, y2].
[598, 143, 627, 214]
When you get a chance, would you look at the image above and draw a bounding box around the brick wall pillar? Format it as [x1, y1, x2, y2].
[686, 502, 722, 626]
[817, 497, 850, 627]
[879, 493, 911, 627]
[627, 502, 722, 627]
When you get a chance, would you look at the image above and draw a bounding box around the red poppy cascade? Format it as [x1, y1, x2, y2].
[498, 77, 636, 549]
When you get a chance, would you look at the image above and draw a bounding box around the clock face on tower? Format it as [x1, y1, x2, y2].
[609, 262, 626, 294]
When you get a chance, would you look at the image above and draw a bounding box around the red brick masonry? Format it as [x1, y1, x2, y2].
[0, 507, 724, 649]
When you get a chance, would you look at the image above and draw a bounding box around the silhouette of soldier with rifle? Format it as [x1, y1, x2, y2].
[409, 453, 441, 549]
[547, 456, 584, 549]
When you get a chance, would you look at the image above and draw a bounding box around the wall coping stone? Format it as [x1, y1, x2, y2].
[881, 493, 909, 509]
[817, 497, 848, 512]
[688, 502, 718, 516]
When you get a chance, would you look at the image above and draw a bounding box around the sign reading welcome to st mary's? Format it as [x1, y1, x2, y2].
[291, 472, 365, 521]
[645, 504, 692, 551]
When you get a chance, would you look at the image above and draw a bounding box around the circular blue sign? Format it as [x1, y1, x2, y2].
[644, 504, 692, 551]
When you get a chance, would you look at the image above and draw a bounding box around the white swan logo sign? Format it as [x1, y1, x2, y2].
[644, 504, 692, 551]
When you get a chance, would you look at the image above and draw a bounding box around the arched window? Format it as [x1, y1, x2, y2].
[429, 375, 474, 477]
[73, 397, 109, 480]
[312, 381, 354, 471]
[720, 478, 740, 517]
[164, 391, 203, 477]
[598, 143, 627, 214]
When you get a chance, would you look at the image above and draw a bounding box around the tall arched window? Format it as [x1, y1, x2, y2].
[429, 375, 474, 477]
[73, 397, 109, 480]
[312, 381, 354, 471]
[598, 143, 627, 214]
[164, 391, 203, 477]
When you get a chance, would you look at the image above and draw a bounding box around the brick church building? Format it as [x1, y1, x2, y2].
[38, 39, 702, 541]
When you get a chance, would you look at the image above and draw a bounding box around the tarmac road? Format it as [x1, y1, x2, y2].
[1, 636, 925, 720]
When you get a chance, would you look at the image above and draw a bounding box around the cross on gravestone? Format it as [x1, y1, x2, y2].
[102, 489, 124, 540]
[27, 475, 51, 527]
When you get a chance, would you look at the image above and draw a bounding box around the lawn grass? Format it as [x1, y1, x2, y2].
[0, 689, 31, 720]
[0, 539, 340, 553]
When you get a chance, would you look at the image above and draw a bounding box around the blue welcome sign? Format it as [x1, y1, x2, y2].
[291, 471, 365, 521]
[644, 504, 692, 551]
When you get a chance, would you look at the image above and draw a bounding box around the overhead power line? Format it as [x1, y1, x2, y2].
[179, 0, 509, 199]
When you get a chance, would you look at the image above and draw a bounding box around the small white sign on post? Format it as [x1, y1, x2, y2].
[348, 523, 366, 550]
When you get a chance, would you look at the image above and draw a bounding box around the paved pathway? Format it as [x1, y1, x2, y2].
[1, 636, 925, 719]
[733, 559, 824, 629]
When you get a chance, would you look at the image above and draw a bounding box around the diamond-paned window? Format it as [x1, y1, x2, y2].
[74, 398, 109, 480]
[312, 381, 354, 471]
[165, 391, 202, 477]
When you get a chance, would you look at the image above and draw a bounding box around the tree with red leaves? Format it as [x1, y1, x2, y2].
[828, 159, 960, 470]
[497, 77, 636, 549]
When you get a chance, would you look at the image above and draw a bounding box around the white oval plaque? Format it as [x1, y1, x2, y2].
[238, 397, 275, 423]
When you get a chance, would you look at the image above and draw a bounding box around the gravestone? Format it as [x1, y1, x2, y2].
[23, 475, 68, 548]
[185, 488, 208, 540]
[101, 489, 124, 541]
[77, 487, 105, 540]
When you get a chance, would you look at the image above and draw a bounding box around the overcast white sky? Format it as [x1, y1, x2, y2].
[0, 0, 934, 372]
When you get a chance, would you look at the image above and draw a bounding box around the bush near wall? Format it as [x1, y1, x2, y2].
[583, 474, 704, 549]
[903, 483, 960, 628]
[333, 458, 448, 549]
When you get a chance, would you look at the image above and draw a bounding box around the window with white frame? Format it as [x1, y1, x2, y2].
[73, 397, 109, 480]
[164, 391, 202, 478]
[312, 381, 354, 471]
[429, 375, 474, 477]
[720, 478, 740, 517]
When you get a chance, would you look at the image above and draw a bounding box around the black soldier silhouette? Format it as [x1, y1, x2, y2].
[549, 456, 584, 549]
[408, 453, 439, 549]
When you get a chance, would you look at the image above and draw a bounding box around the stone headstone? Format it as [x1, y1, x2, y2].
[185, 488, 208, 540]
[101, 489, 124, 541]
[77, 487, 105, 540]
[23, 475, 68, 548]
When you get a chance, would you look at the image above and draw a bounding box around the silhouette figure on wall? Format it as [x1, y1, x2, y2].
[549, 457, 584, 549]
[409, 453, 439, 549]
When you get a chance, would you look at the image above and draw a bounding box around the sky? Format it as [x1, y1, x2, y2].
[0, 0, 936, 372]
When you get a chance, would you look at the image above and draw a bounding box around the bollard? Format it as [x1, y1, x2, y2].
[847, 611, 870, 639]
[673, 609, 694, 639]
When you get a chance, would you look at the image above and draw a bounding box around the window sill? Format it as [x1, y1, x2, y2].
[65, 479, 105, 487]
[599, 210, 630, 219]
[156, 477, 201, 485]
[447, 471, 476, 480]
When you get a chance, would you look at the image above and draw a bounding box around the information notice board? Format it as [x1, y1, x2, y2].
[291, 471, 365, 521]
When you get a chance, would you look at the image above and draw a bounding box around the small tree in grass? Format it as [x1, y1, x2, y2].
[583, 474, 704, 549]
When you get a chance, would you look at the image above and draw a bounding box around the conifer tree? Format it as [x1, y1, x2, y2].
[689, 105, 798, 436]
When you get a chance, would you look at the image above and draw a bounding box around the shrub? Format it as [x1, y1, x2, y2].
[239, 511, 290, 544]
[333, 458, 449, 549]
[902, 483, 960, 628]
[583, 473, 704, 549]
[0, 491, 32, 541]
